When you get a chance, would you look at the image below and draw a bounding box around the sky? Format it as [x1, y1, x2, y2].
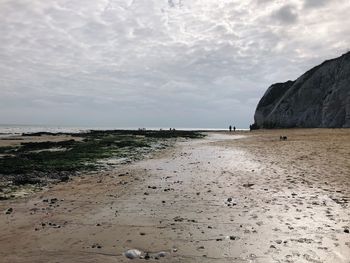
[0, 0, 349, 129]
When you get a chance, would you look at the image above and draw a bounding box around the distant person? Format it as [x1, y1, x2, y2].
[229, 125, 232, 132]
[233, 126, 236, 132]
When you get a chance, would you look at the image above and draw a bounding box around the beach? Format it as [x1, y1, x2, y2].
[0, 129, 349, 263]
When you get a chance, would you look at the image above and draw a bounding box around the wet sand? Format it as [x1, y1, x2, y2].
[0, 129, 349, 262]
[0, 134, 81, 148]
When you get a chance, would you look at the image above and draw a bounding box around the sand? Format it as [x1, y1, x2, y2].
[0, 134, 81, 148]
[0, 129, 349, 263]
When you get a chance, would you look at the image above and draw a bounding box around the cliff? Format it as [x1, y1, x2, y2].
[254, 52, 350, 128]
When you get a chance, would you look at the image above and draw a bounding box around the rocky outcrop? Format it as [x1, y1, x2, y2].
[254, 52, 350, 128]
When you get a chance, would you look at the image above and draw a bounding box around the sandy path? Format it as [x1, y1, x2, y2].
[0, 131, 349, 263]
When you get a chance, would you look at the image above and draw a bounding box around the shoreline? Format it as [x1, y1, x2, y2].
[0, 129, 349, 262]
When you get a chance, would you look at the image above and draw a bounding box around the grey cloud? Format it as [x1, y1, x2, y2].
[303, 0, 328, 9]
[255, 0, 274, 5]
[272, 5, 299, 24]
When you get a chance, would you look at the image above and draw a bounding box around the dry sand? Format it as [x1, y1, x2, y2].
[0, 129, 349, 263]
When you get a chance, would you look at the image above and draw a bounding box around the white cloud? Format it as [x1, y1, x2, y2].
[0, 0, 349, 128]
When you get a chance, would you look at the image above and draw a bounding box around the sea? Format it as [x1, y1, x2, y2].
[0, 124, 234, 138]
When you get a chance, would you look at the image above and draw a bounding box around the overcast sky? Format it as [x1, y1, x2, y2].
[0, 0, 349, 128]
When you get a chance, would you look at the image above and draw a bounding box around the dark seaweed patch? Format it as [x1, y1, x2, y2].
[0, 130, 204, 184]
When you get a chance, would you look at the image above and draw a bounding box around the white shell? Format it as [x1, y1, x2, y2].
[124, 249, 142, 259]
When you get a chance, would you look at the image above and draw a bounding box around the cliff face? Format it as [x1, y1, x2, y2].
[254, 52, 350, 128]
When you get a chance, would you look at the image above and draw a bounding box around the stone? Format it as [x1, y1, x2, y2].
[124, 249, 142, 259]
[156, 251, 167, 257]
[5, 208, 13, 214]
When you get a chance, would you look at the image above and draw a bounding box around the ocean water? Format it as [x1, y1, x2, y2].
[0, 125, 87, 138]
[0, 124, 234, 138]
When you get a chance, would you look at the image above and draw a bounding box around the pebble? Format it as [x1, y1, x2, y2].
[92, 243, 102, 249]
[156, 251, 167, 257]
[124, 249, 142, 259]
[5, 208, 13, 214]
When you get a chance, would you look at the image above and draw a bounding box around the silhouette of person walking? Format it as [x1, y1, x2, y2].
[233, 126, 236, 132]
[229, 125, 232, 132]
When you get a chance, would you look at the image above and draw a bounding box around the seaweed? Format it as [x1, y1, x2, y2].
[0, 130, 204, 182]
[0, 146, 17, 154]
[19, 140, 76, 152]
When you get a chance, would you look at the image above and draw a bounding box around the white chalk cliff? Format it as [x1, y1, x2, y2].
[254, 52, 350, 128]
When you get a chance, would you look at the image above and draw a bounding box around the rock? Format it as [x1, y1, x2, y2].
[124, 249, 142, 259]
[60, 174, 69, 182]
[5, 208, 13, 214]
[156, 251, 167, 257]
[344, 228, 349, 233]
[254, 51, 350, 128]
[173, 216, 184, 222]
